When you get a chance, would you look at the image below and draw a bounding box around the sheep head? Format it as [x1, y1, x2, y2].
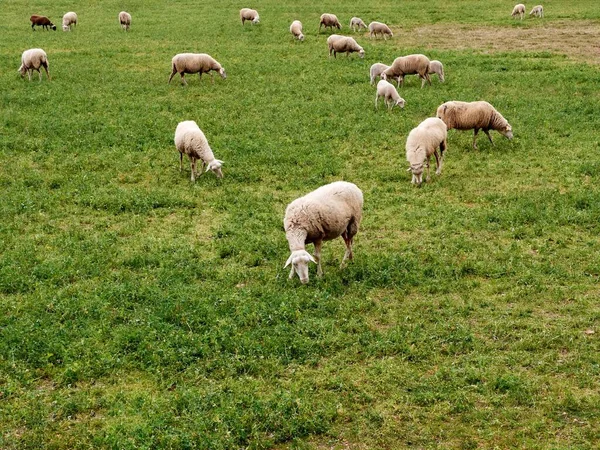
[501, 124, 513, 140]
[408, 163, 424, 185]
[284, 250, 315, 284]
[396, 98, 406, 109]
[62, 25, 70, 31]
[358, 48, 365, 59]
[18, 65, 26, 78]
[252, 16, 260, 24]
[219, 67, 227, 79]
[207, 160, 224, 178]
[299, 33, 305, 41]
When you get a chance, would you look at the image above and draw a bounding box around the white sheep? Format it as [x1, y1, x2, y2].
[240, 8, 260, 25]
[368, 21, 393, 40]
[290, 20, 304, 40]
[319, 13, 341, 32]
[174, 120, 224, 181]
[168, 53, 226, 85]
[284, 181, 363, 284]
[62, 12, 77, 31]
[18, 48, 50, 81]
[382, 54, 431, 88]
[369, 63, 390, 85]
[529, 5, 544, 17]
[375, 79, 405, 110]
[119, 11, 131, 31]
[436, 101, 513, 149]
[511, 4, 525, 20]
[349, 17, 367, 32]
[406, 118, 448, 185]
[327, 35, 364, 58]
[428, 60, 445, 82]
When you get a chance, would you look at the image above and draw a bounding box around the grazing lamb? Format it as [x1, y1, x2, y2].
[327, 35, 364, 58]
[30, 15, 56, 31]
[18, 48, 50, 81]
[382, 54, 431, 88]
[349, 17, 367, 32]
[284, 181, 363, 284]
[240, 8, 260, 25]
[174, 121, 224, 181]
[290, 20, 304, 40]
[428, 60, 445, 82]
[529, 5, 544, 17]
[375, 80, 405, 110]
[370, 63, 390, 85]
[62, 12, 77, 31]
[168, 53, 227, 85]
[368, 21, 393, 40]
[119, 11, 131, 31]
[319, 13, 341, 32]
[406, 118, 448, 185]
[511, 4, 526, 20]
[436, 101, 513, 149]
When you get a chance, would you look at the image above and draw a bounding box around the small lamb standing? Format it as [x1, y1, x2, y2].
[529, 5, 544, 17]
[406, 118, 448, 185]
[382, 54, 431, 88]
[319, 13, 341, 32]
[62, 12, 77, 31]
[174, 121, 224, 181]
[30, 15, 56, 31]
[168, 53, 227, 85]
[428, 60, 445, 82]
[349, 17, 367, 32]
[436, 101, 513, 149]
[18, 48, 50, 81]
[375, 80, 405, 110]
[511, 4, 526, 20]
[240, 8, 260, 25]
[327, 35, 364, 58]
[284, 181, 363, 284]
[368, 21, 393, 40]
[290, 20, 304, 40]
[370, 63, 390, 85]
[119, 11, 131, 30]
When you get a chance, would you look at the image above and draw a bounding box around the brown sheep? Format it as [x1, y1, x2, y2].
[30, 15, 56, 31]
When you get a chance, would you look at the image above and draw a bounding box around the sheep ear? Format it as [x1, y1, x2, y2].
[406, 167, 412, 172]
[284, 254, 294, 268]
[205, 165, 211, 172]
[308, 254, 316, 264]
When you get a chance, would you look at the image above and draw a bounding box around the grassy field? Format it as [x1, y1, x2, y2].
[1, 0, 600, 448]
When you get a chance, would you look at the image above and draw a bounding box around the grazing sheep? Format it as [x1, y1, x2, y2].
[511, 4, 526, 20]
[406, 118, 448, 185]
[240, 8, 260, 25]
[119, 11, 131, 30]
[284, 181, 363, 284]
[368, 21, 393, 40]
[174, 121, 224, 181]
[350, 17, 367, 32]
[290, 20, 304, 40]
[30, 15, 56, 31]
[62, 12, 77, 31]
[436, 101, 513, 149]
[319, 13, 341, 32]
[168, 53, 227, 85]
[529, 5, 544, 17]
[428, 60, 445, 82]
[382, 54, 431, 88]
[370, 63, 390, 85]
[375, 80, 405, 110]
[18, 48, 50, 81]
[327, 35, 364, 59]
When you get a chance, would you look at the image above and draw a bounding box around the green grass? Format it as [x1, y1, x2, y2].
[1, 0, 600, 448]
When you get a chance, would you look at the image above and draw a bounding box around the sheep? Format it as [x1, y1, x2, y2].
[436, 101, 513, 149]
[370, 63, 390, 85]
[30, 15, 56, 31]
[529, 5, 544, 17]
[18, 48, 50, 81]
[168, 53, 227, 85]
[327, 35, 364, 59]
[368, 21, 393, 40]
[382, 54, 431, 88]
[406, 118, 448, 185]
[284, 181, 363, 284]
[319, 13, 341, 33]
[240, 8, 259, 25]
[511, 4, 526, 20]
[174, 121, 224, 181]
[375, 80, 405, 110]
[119, 11, 131, 31]
[349, 17, 367, 32]
[290, 20, 304, 41]
[428, 60, 445, 82]
[62, 12, 77, 31]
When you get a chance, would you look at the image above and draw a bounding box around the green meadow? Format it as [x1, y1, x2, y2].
[1, 0, 600, 448]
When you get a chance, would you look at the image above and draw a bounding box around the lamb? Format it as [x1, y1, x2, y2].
[428, 60, 445, 82]
[240, 8, 260, 25]
[529, 5, 544, 17]
[319, 13, 341, 32]
[436, 101, 513, 149]
[18, 48, 50, 81]
[349, 17, 367, 32]
[406, 118, 448, 185]
[375, 80, 405, 110]
[368, 21, 393, 40]
[327, 35, 364, 59]
[290, 20, 304, 41]
[370, 63, 390, 85]
[119, 11, 131, 31]
[284, 181, 363, 284]
[30, 15, 56, 31]
[511, 4, 526, 20]
[168, 53, 227, 85]
[174, 121, 224, 181]
[62, 12, 77, 31]
[382, 54, 431, 88]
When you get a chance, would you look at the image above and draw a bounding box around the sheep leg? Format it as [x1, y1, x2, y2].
[190, 158, 196, 182]
[483, 129, 494, 146]
[37, 68, 42, 81]
[433, 150, 442, 175]
[314, 240, 323, 276]
[209, 72, 215, 84]
[168, 69, 177, 84]
[179, 152, 183, 172]
[437, 139, 447, 175]
[180, 73, 187, 86]
[42, 63, 50, 80]
[425, 156, 431, 182]
[289, 264, 295, 279]
[473, 129, 480, 149]
[28, 69, 32, 81]
[341, 229, 355, 266]
[375, 93, 379, 109]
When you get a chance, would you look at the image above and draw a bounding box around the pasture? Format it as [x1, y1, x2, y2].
[1, 0, 600, 448]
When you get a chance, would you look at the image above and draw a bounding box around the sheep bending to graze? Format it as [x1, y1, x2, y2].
[368, 21, 393, 39]
[62, 12, 77, 31]
[428, 60, 445, 82]
[174, 121, 224, 181]
[168, 53, 226, 85]
[284, 181, 363, 284]
[375, 80, 405, 110]
[240, 8, 260, 25]
[436, 101, 513, 149]
[406, 118, 448, 185]
[30, 15, 56, 31]
[327, 35, 364, 58]
[290, 20, 304, 40]
[530, 5, 544, 17]
[370, 63, 390, 85]
[382, 54, 431, 88]
[18, 48, 50, 81]
[511, 4, 525, 20]
[349, 17, 367, 32]
[319, 13, 341, 32]
[119, 11, 131, 30]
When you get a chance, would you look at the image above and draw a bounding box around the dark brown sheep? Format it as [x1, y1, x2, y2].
[30, 15, 57, 31]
